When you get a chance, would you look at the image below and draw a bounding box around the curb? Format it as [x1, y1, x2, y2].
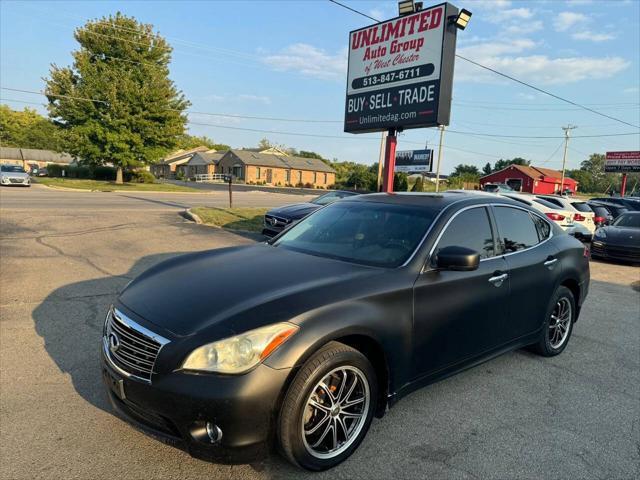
[182, 208, 203, 224]
[37, 183, 213, 194]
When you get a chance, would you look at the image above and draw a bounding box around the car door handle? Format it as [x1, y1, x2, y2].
[488, 273, 508, 287]
[544, 257, 558, 269]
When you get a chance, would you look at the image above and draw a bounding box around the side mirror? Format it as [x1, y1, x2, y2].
[436, 246, 480, 271]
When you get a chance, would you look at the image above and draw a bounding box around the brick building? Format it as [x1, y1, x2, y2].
[217, 149, 336, 188]
[150, 146, 213, 179]
[0, 147, 74, 170]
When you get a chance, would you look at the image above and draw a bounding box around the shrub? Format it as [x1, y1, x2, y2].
[46, 164, 63, 177]
[304, 182, 314, 189]
[92, 166, 117, 181]
[175, 170, 186, 181]
[411, 176, 424, 192]
[130, 170, 156, 184]
[295, 182, 304, 188]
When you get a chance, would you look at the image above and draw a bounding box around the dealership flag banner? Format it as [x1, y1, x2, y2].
[605, 151, 640, 173]
[344, 2, 458, 133]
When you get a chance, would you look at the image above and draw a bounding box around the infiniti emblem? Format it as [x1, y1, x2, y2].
[270, 217, 278, 226]
[109, 332, 121, 353]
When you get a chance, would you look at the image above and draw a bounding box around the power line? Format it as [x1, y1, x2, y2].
[3, 88, 638, 140]
[327, 0, 640, 130]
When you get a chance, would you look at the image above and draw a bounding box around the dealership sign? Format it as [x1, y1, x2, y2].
[344, 2, 458, 133]
[395, 149, 433, 172]
[605, 151, 640, 173]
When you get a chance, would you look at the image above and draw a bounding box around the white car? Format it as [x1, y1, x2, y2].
[536, 195, 596, 234]
[500, 193, 575, 230]
[0, 164, 31, 187]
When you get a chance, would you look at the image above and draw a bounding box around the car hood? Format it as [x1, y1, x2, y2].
[267, 202, 319, 220]
[1, 172, 29, 179]
[599, 226, 640, 246]
[118, 244, 378, 336]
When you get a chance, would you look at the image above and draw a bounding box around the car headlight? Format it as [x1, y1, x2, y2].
[594, 228, 607, 238]
[181, 323, 298, 374]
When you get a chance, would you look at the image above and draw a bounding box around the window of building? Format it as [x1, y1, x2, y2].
[434, 207, 495, 261]
[286, 170, 291, 183]
[313, 172, 317, 183]
[298, 171, 303, 183]
[493, 206, 540, 253]
[324, 173, 328, 184]
[256, 167, 261, 179]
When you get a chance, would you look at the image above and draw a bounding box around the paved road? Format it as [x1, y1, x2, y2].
[1, 187, 639, 479]
[0, 184, 316, 211]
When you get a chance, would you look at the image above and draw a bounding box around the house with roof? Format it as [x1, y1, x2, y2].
[150, 146, 213, 179]
[479, 164, 578, 194]
[178, 151, 227, 179]
[0, 147, 74, 170]
[217, 149, 336, 188]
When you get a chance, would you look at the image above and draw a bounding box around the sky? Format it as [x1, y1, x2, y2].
[1, 0, 639, 175]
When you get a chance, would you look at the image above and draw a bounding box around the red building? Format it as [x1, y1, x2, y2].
[479, 164, 578, 194]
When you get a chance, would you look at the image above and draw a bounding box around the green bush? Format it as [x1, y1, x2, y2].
[411, 176, 424, 192]
[130, 170, 156, 184]
[46, 164, 63, 177]
[304, 182, 314, 189]
[92, 166, 117, 181]
[175, 170, 186, 181]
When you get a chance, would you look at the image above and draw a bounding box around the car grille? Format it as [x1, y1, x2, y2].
[104, 309, 166, 382]
[9, 178, 26, 183]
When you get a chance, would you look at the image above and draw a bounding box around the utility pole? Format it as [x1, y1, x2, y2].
[435, 125, 446, 193]
[560, 125, 576, 195]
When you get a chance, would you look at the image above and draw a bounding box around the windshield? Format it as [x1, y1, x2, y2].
[613, 214, 640, 228]
[572, 202, 593, 213]
[312, 192, 352, 206]
[274, 201, 434, 267]
[1, 165, 26, 173]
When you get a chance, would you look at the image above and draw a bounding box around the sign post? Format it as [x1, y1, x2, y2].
[343, 2, 462, 192]
[605, 151, 640, 197]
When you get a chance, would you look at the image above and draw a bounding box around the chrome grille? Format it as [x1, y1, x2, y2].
[104, 308, 168, 383]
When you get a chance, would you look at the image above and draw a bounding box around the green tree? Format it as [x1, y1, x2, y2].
[482, 162, 493, 175]
[411, 175, 424, 192]
[393, 172, 408, 191]
[0, 105, 63, 151]
[45, 13, 189, 183]
[450, 164, 480, 178]
[174, 134, 229, 151]
[492, 157, 530, 172]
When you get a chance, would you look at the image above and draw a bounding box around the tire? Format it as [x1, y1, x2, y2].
[278, 341, 377, 471]
[530, 285, 575, 357]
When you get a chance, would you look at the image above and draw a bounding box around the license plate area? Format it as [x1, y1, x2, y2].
[104, 368, 126, 400]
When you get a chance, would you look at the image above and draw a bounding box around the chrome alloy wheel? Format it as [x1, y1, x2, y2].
[301, 366, 370, 459]
[549, 297, 572, 349]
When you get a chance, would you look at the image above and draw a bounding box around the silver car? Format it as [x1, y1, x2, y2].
[0, 164, 31, 187]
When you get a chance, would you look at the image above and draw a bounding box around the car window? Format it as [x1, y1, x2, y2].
[572, 202, 593, 213]
[274, 202, 435, 268]
[613, 214, 640, 228]
[589, 205, 609, 217]
[533, 197, 561, 209]
[493, 206, 541, 253]
[531, 214, 551, 241]
[312, 192, 342, 206]
[434, 207, 495, 260]
[1, 165, 25, 173]
[540, 197, 563, 208]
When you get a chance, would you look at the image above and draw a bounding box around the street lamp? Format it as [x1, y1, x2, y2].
[398, 0, 415, 16]
[451, 8, 472, 30]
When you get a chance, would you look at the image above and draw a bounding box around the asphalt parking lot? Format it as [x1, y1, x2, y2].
[1, 186, 639, 479]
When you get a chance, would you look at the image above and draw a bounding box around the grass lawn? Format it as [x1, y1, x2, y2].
[191, 207, 268, 232]
[36, 178, 200, 192]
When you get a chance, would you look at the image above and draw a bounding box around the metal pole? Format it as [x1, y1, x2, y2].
[621, 173, 628, 197]
[435, 125, 446, 193]
[228, 176, 233, 208]
[377, 131, 387, 192]
[560, 125, 576, 194]
[382, 128, 397, 193]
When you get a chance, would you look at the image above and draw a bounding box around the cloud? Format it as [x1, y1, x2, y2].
[571, 30, 616, 42]
[262, 43, 348, 80]
[624, 86, 639, 94]
[467, 0, 512, 8]
[237, 94, 271, 105]
[502, 20, 543, 35]
[553, 11, 588, 31]
[456, 38, 629, 85]
[492, 7, 534, 21]
[368, 8, 385, 20]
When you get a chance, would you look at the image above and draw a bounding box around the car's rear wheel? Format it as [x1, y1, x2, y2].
[530, 285, 575, 357]
[278, 341, 377, 471]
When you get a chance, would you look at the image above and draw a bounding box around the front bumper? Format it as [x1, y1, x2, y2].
[591, 241, 640, 263]
[101, 347, 291, 463]
[0, 176, 30, 186]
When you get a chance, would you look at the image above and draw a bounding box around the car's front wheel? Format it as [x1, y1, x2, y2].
[530, 285, 575, 356]
[278, 341, 377, 471]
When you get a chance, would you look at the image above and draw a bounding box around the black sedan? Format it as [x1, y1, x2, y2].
[591, 211, 640, 264]
[262, 190, 358, 237]
[101, 193, 590, 470]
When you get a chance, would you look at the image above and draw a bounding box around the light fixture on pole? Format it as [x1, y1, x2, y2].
[398, 0, 415, 16]
[450, 8, 472, 30]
